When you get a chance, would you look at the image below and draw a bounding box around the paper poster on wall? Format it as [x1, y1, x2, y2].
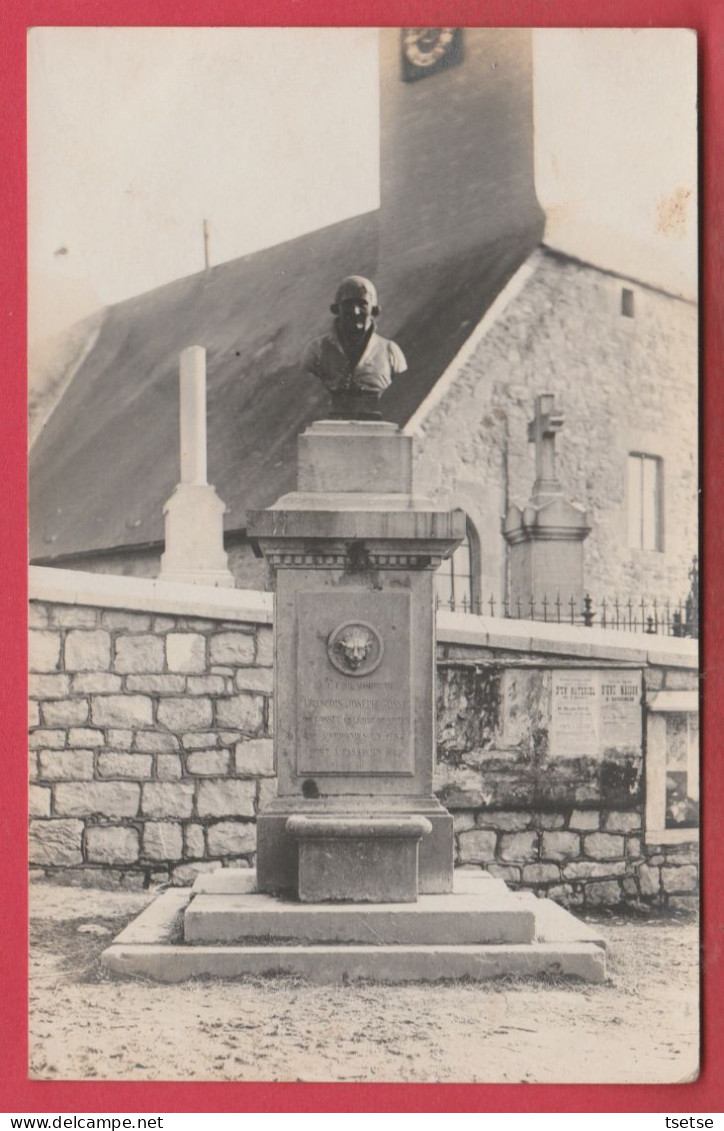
[550, 669, 642, 758]
[550, 671, 600, 756]
[600, 674, 642, 749]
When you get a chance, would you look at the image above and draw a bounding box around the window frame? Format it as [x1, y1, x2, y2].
[628, 451, 664, 552]
[435, 519, 479, 613]
[621, 287, 635, 318]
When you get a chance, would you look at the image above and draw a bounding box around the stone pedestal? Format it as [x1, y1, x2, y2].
[248, 420, 465, 898]
[288, 816, 432, 903]
[159, 483, 234, 587]
[297, 420, 413, 493]
[503, 495, 590, 612]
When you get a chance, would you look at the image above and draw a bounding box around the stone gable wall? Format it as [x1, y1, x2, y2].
[410, 247, 698, 606]
[29, 570, 698, 909]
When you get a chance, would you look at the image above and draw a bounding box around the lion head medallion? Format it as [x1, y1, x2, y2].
[327, 621, 384, 677]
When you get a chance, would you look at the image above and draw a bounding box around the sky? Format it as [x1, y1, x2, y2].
[533, 28, 697, 300]
[28, 27, 380, 346]
[28, 27, 697, 353]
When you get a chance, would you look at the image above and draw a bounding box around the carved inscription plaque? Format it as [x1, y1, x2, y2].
[296, 589, 413, 776]
[550, 670, 642, 758]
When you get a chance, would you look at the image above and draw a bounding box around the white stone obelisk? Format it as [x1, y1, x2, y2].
[159, 346, 234, 587]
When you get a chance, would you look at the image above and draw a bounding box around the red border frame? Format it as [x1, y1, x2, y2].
[4, 1, 722, 1113]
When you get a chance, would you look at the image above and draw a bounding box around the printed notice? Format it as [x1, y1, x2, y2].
[600, 674, 642, 749]
[550, 670, 642, 758]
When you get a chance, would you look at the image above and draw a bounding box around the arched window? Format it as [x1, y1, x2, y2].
[435, 521, 478, 613]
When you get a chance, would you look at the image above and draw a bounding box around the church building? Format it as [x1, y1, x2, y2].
[29, 29, 698, 629]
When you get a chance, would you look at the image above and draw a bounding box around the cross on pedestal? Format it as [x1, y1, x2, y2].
[527, 393, 564, 498]
[504, 392, 589, 614]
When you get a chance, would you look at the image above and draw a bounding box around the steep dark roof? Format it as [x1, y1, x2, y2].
[29, 212, 541, 561]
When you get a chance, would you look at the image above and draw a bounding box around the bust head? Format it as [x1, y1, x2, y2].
[330, 276, 380, 345]
[303, 273, 406, 420]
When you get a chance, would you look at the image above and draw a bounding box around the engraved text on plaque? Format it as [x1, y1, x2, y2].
[296, 589, 413, 776]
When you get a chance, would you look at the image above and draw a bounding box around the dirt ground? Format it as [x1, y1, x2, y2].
[28, 883, 699, 1084]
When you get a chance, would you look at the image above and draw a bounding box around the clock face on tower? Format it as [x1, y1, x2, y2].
[401, 28, 463, 81]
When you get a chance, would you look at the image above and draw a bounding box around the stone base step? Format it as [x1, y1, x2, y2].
[524, 891, 608, 950]
[184, 891, 536, 945]
[190, 866, 510, 899]
[102, 870, 607, 984]
[101, 940, 605, 984]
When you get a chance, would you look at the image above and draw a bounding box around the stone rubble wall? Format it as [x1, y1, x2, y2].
[435, 619, 698, 913]
[29, 575, 273, 889]
[452, 806, 697, 914]
[29, 569, 698, 908]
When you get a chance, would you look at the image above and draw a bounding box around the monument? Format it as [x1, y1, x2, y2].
[249, 415, 461, 899]
[250, 276, 458, 899]
[102, 297, 606, 983]
[503, 393, 590, 614]
[158, 346, 235, 588]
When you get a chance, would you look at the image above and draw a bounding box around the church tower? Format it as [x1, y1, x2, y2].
[378, 28, 544, 278]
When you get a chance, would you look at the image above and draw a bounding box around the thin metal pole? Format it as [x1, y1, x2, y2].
[203, 219, 211, 271]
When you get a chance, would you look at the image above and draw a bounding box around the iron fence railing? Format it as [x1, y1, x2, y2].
[436, 558, 699, 639]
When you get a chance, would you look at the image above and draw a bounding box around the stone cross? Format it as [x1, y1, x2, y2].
[527, 393, 564, 496]
[179, 346, 208, 486]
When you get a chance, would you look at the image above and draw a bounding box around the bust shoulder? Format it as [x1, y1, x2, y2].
[303, 332, 336, 368]
[385, 337, 408, 374]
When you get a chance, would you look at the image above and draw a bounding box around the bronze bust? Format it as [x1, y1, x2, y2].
[303, 276, 408, 420]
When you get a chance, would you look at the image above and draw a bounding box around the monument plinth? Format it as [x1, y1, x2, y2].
[101, 415, 607, 984]
[248, 420, 465, 899]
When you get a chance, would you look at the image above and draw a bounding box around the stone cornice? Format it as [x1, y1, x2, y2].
[28, 566, 697, 669]
[28, 565, 273, 625]
[436, 609, 698, 669]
